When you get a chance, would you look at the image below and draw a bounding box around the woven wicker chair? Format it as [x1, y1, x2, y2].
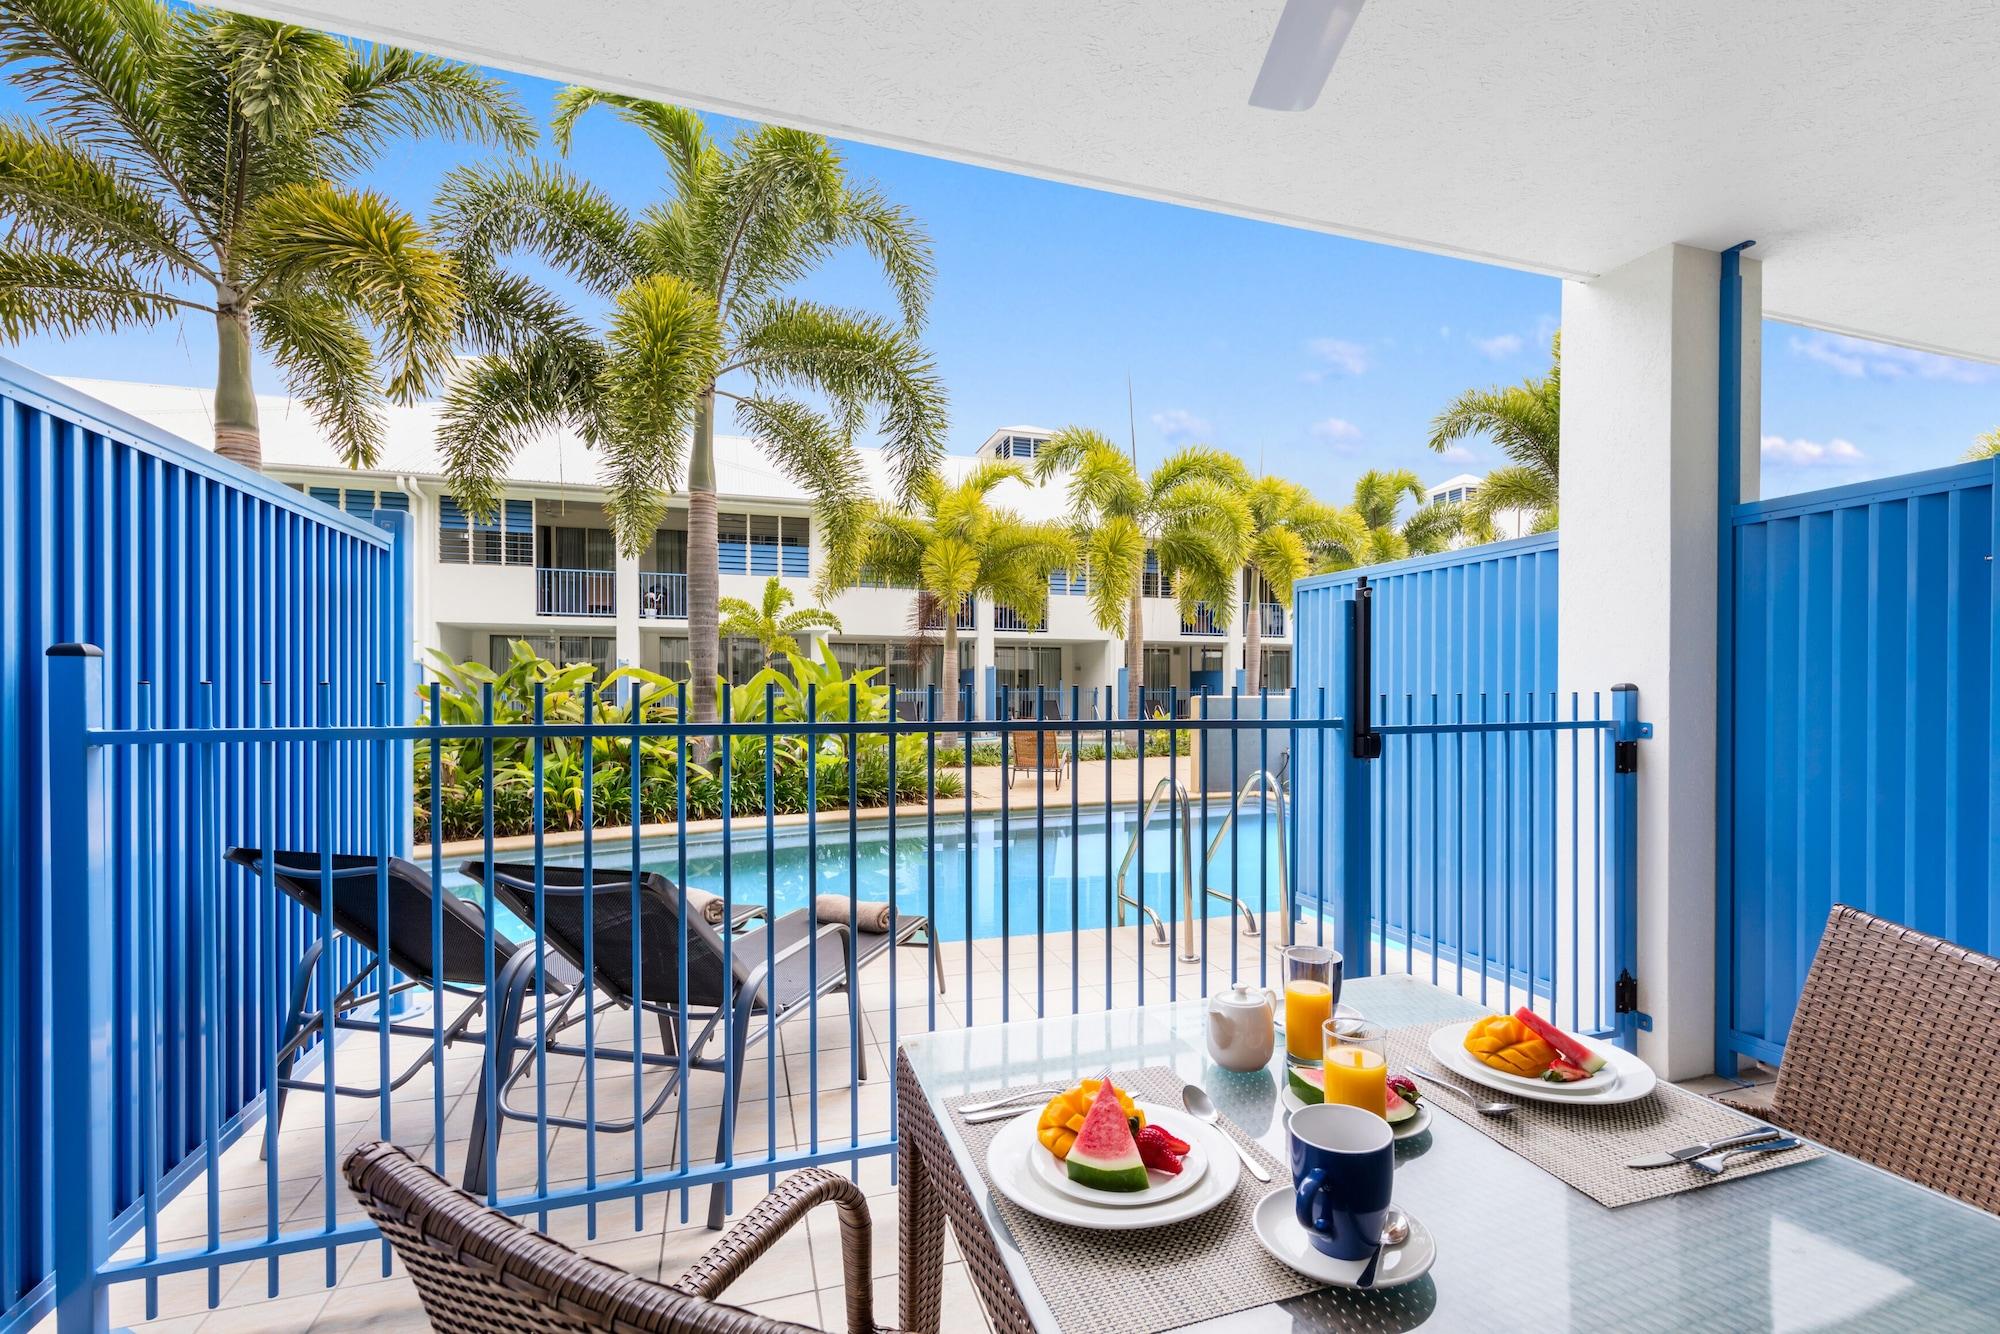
[1739, 905, 2000, 1214]
[343, 1141, 910, 1333]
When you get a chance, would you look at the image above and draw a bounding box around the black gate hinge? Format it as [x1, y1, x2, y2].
[1614, 739, 1638, 774]
[1614, 970, 1639, 1015]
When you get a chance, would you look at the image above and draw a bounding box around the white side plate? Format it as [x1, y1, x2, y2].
[1250, 1188, 1437, 1289]
[1280, 1088, 1433, 1139]
[1025, 1102, 1208, 1207]
[1427, 1022, 1657, 1106]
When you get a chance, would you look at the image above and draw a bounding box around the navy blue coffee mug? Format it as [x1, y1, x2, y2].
[1289, 1103, 1394, 1260]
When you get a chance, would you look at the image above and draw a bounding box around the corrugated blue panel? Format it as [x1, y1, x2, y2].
[1723, 460, 1997, 1063]
[1293, 533, 1565, 993]
[0, 360, 401, 1332]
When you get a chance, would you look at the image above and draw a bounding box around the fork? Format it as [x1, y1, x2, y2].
[1690, 1137, 1803, 1174]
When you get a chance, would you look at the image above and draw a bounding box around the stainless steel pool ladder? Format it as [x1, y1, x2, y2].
[1114, 772, 1288, 961]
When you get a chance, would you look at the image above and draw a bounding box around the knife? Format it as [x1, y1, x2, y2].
[1624, 1126, 1780, 1169]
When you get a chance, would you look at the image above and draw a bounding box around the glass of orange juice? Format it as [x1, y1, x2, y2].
[1320, 1016, 1389, 1116]
[1282, 945, 1341, 1070]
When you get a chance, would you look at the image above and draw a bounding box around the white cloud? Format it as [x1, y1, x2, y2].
[1310, 417, 1361, 441]
[1440, 445, 1479, 463]
[1300, 337, 1370, 382]
[1473, 333, 1523, 359]
[1150, 408, 1211, 440]
[1761, 434, 1865, 466]
[1789, 333, 1995, 384]
[1438, 325, 1452, 338]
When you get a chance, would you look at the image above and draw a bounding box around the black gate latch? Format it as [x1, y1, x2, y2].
[1614, 739, 1638, 774]
[1614, 969, 1639, 1015]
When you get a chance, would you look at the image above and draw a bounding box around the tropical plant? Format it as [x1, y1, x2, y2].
[1427, 331, 1562, 533]
[415, 639, 955, 841]
[1033, 429, 1250, 719]
[839, 460, 1072, 722]
[0, 0, 532, 468]
[1238, 475, 1344, 693]
[1966, 428, 2000, 461]
[430, 91, 947, 731]
[1314, 469, 1465, 571]
[717, 575, 841, 668]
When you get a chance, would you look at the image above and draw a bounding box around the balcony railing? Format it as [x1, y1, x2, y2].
[1182, 603, 1225, 636]
[994, 601, 1048, 633]
[535, 566, 616, 617]
[638, 571, 688, 619]
[922, 594, 977, 631]
[1259, 602, 1285, 637]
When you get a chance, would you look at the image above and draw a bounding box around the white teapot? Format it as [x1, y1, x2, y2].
[1206, 982, 1280, 1073]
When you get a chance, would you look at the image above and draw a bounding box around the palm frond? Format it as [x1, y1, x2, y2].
[252, 289, 383, 465]
[1246, 525, 1310, 606]
[597, 273, 722, 547]
[1149, 443, 1248, 496]
[832, 183, 932, 329]
[243, 181, 460, 402]
[436, 345, 595, 523]
[1465, 465, 1557, 526]
[0, 118, 203, 274]
[1079, 513, 1146, 635]
[432, 161, 642, 298]
[211, 16, 347, 144]
[729, 393, 867, 588]
[550, 88, 713, 196]
[1398, 499, 1464, 556]
[1038, 425, 1146, 520]
[0, 244, 187, 336]
[328, 48, 534, 172]
[1965, 428, 2000, 461]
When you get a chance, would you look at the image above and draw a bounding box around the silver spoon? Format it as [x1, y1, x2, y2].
[1405, 1066, 1517, 1118]
[1181, 1083, 1271, 1182]
[1356, 1207, 1410, 1289]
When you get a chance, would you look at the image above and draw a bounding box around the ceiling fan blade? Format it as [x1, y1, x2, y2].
[1248, 0, 1367, 111]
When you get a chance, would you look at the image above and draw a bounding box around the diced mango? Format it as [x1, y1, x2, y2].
[1462, 1014, 1556, 1078]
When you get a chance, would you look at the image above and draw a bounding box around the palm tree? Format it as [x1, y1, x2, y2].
[717, 575, 841, 668]
[1966, 428, 2000, 461]
[432, 91, 946, 729]
[0, 0, 531, 468]
[1034, 429, 1249, 719]
[1239, 475, 1343, 694]
[1315, 469, 1464, 570]
[841, 461, 1071, 722]
[1428, 331, 1561, 533]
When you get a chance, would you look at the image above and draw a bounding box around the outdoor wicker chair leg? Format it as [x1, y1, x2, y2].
[897, 1054, 945, 1334]
[706, 993, 759, 1230]
[461, 946, 540, 1198]
[262, 939, 323, 1161]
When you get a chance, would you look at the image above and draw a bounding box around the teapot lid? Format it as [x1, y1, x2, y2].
[1211, 981, 1271, 1009]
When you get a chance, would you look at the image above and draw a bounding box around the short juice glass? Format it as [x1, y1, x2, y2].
[1320, 1016, 1389, 1117]
[1282, 945, 1342, 1068]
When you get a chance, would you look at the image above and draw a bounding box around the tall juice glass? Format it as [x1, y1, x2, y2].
[1282, 946, 1341, 1069]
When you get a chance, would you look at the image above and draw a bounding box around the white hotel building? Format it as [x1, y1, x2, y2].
[68, 380, 1293, 717]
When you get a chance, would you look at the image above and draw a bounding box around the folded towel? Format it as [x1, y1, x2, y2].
[683, 886, 728, 925]
[814, 894, 894, 933]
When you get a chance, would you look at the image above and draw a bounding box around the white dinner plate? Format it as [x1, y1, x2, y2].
[1427, 1021, 1657, 1106]
[985, 1105, 1241, 1230]
[1250, 1188, 1437, 1289]
[1025, 1102, 1208, 1207]
[1432, 1019, 1620, 1092]
[1280, 1087, 1433, 1140]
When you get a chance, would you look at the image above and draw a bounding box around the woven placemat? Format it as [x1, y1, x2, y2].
[945, 1066, 1313, 1334]
[1389, 1020, 1821, 1207]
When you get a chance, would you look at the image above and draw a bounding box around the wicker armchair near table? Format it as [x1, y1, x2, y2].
[342, 1141, 910, 1334]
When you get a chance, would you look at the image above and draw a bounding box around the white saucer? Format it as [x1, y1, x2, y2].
[1251, 1187, 1436, 1289]
[1280, 1088, 1432, 1139]
[986, 1105, 1240, 1230]
[1025, 1102, 1209, 1207]
[1426, 1022, 1657, 1106]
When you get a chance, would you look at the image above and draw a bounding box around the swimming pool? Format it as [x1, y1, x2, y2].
[447, 804, 1290, 943]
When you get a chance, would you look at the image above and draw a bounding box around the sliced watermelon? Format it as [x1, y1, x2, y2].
[1065, 1079, 1150, 1192]
[1384, 1086, 1417, 1124]
[1513, 1007, 1607, 1074]
[1542, 1057, 1590, 1083]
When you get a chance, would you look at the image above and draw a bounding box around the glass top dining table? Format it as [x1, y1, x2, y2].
[896, 973, 2000, 1332]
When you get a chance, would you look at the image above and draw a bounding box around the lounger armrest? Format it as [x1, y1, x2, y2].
[673, 1167, 880, 1334]
[734, 920, 851, 1001]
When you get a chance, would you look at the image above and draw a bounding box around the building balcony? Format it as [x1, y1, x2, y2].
[994, 601, 1048, 633]
[638, 571, 687, 619]
[1259, 602, 1285, 637]
[535, 567, 616, 617]
[922, 594, 977, 632]
[1182, 603, 1225, 636]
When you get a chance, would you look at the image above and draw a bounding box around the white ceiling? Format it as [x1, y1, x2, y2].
[234, 0, 2000, 361]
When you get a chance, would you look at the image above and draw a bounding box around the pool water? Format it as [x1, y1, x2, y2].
[447, 806, 1290, 943]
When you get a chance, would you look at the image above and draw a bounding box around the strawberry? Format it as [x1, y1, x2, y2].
[1386, 1075, 1421, 1106]
[1134, 1123, 1187, 1174]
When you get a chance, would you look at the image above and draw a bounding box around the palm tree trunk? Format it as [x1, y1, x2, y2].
[1124, 591, 1144, 722]
[213, 305, 261, 469]
[1244, 570, 1264, 695]
[687, 392, 720, 727]
[938, 621, 960, 723]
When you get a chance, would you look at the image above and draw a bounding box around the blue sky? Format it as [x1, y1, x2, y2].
[5, 64, 1997, 502]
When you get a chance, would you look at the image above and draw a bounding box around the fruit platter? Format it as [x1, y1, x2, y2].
[1427, 1008, 1657, 1105]
[1282, 1065, 1431, 1138]
[983, 1075, 1241, 1229]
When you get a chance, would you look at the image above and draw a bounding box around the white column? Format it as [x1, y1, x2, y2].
[1558, 243, 1760, 1080]
[614, 547, 641, 668]
[973, 598, 997, 718]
